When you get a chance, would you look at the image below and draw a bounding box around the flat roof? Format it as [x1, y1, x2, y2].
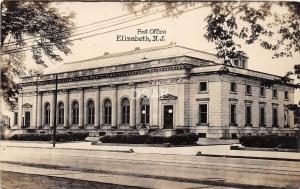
[44, 44, 219, 74]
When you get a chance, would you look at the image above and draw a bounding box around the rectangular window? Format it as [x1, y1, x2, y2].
[233, 59, 239, 66]
[272, 89, 278, 99]
[122, 105, 130, 124]
[294, 107, 300, 124]
[245, 106, 252, 126]
[230, 104, 237, 125]
[259, 106, 266, 126]
[141, 105, 150, 124]
[88, 107, 95, 125]
[72, 108, 79, 125]
[230, 82, 237, 93]
[14, 112, 18, 125]
[246, 85, 252, 95]
[45, 109, 50, 125]
[260, 86, 265, 97]
[198, 104, 208, 124]
[272, 108, 278, 127]
[104, 106, 112, 124]
[58, 109, 64, 125]
[284, 109, 289, 127]
[199, 82, 208, 92]
[284, 91, 289, 100]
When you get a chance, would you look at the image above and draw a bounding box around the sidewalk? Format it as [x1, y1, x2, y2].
[0, 162, 234, 189]
[1, 140, 300, 160]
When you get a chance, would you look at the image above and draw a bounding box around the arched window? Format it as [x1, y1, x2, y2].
[45, 103, 50, 125]
[58, 102, 64, 125]
[87, 100, 95, 125]
[121, 98, 130, 124]
[140, 97, 150, 125]
[72, 101, 79, 125]
[104, 99, 112, 125]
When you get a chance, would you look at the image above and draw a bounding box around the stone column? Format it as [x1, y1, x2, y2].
[94, 87, 100, 128]
[50, 91, 55, 128]
[99, 88, 103, 126]
[64, 90, 69, 128]
[111, 85, 117, 127]
[36, 92, 42, 128]
[69, 91, 73, 127]
[79, 88, 84, 128]
[130, 83, 136, 129]
[152, 81, 160, 128]
[32, 92, 37, 129]
[18, 93, 23, 128]
[177, 79, 185, 127]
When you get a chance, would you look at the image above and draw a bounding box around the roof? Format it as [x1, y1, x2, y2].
[45, 44, 220, 74]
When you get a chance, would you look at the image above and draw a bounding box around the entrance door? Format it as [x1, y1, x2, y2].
[163, 105, 173, 129]
[24, 111, 30, 128]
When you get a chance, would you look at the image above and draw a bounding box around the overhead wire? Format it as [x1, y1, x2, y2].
[2, 3, 164, 47]
[1, 4, 207, 56]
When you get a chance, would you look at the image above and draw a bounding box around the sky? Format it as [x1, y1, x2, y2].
[45, 2, 299, 76]
[47, 2, 299, 101]
[2, 2, 300, 115]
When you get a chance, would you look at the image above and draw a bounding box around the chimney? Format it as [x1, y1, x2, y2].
[104, 52, 109, 55]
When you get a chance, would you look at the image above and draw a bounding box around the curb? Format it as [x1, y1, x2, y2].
[2, 145, 134, 153]
[197, 154, 300, 162]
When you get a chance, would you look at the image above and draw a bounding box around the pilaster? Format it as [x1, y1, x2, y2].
[95, 87, 100, 128]
[111, 85, 117, 127]
[37, 92, 42, 128]
[130, 83, 136, 128]
[79, 88, 84, 128]
[64, 90, 69, 128]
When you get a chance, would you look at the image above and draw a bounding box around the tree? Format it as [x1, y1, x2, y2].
[125, 2, 300, 79]
[1, 1, 74, 109]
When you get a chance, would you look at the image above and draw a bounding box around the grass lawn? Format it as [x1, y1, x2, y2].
[0, 171, 147, 189]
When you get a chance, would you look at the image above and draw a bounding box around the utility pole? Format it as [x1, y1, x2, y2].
[52, 74, 58, 147]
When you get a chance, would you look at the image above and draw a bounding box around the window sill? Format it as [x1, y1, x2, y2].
[230, 91, 237, 94]
[196, 123, 209, 126]
[272, 97, 278, 100]
[137, 123, 150, 126]
[284, 99, 289, 101]
[245, 93, 252, 96]
[245, 124, 253, 127]
[284, 125, 290, 128]
[259, 124, 266, 127]
[260, 96, 266, 98]
[272, 125, 279, 128]
[229, 123, 238, 126]
[198, 91, 208, 94]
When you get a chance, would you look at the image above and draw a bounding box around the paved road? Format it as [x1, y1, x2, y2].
[1, 146, 300, 189]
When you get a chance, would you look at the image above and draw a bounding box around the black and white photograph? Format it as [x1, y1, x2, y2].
[1, 1, 300, 188]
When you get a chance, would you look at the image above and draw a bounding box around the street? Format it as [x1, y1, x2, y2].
[0, 142, 300, 189]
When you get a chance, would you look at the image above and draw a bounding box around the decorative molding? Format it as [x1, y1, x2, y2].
[20, 64, 192, 87]
[196, 98, 210, 101]
[159, 94, 178, 100]
[229, 98, 238, 102]
[244, 100, 253, 104]
[259, 101, 267, 105]
[22, 103, 32, 108]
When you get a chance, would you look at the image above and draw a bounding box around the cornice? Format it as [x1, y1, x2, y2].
[20, 64, 192, 87]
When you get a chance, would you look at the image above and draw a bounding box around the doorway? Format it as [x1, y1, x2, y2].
[24, 111, 30, 128]
[163, 105, 173, 129]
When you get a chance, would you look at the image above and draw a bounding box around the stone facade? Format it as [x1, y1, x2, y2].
[9, 44, 298, 138]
